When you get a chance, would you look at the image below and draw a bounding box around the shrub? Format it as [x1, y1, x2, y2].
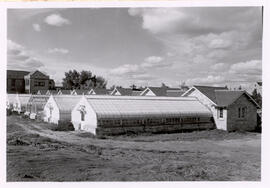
[56, 120, 75, 131]
[6, 109, 12, 116]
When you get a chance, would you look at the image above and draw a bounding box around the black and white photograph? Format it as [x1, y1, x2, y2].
[2, 0, 267, 184]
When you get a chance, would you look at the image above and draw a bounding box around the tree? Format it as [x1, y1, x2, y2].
[62, 70, 107, 89]
[161, 83, 169, 89]
[62, 70, 80, 89]
[252, 89, 262, 107]
[130, 84, 137, 90]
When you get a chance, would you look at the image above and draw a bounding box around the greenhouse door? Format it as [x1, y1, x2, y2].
[79, 111, 85, 130]
[49, 106, 53, 123]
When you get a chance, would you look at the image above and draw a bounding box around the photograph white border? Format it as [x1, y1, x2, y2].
[0, 0, 269, 188]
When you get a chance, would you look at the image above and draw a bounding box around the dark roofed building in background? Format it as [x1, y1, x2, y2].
[71, 89, 91, 95]
[140, 86, 188, 97]
[89, 88, 110, 95]
[166, 89, 186, 97]
[110, 87, 133, 96]
[140, 87, 167, 96]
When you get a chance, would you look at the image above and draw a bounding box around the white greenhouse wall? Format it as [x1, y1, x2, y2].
[114, 90, 121, 96]
[72, 97, 97, 134]
[215, 108, 228, 130]
[43, 96, 60, 124]
[144, 89, 156, 96]
[188, 89, 227, 130]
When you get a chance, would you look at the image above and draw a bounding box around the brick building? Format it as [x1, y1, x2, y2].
[7, 70, 55, 94]
[182, 85, 260, 131]
[7, 70, 29, 93]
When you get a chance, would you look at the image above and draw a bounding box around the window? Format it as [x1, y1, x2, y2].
[238, 107, 247, 119]
[11, 79, 16, 87]
[241, 107, 247, 118]
[219, 109, 223, 118]
[80, 111, 85, 121]
[25, 79, 29, 85]
[34, 81, 45, 87]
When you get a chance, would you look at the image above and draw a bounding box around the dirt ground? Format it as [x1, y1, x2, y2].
[6, 115, 261, 181]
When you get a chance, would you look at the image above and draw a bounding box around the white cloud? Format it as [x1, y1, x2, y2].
[109, 55, 172, 79]
[208, 38, 232, 49]
[211, 63, 226, 70]
[32, 23, 41, 32]
[229, 60, 261, 75]
[7, 39, 23, 51]
[129, 7, 262, 36]
[109, 56, 172, 81]
[131, 74, 156, 80]
[128, 8, 186, 34]
[186, 75, 225, 85]
[44, 14, 71, 26]
[48, 48, 69, 54]
[109, 64, 142, 75]
[7, 39, 45, 71]
[145, 56, 163, 63]
[141, 56, 172, 68]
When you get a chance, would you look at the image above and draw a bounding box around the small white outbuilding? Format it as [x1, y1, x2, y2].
[43, 95, 81, 124]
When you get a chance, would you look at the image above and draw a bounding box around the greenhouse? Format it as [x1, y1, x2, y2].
[26, 95, 49, 119]
[44, 95, 81, 124]
[6, 94, 17, 110]
[15, 94, 32, 113]
[71, 95, 214, 135]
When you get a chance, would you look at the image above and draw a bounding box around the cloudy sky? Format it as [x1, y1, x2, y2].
[7, 7, 262, 88]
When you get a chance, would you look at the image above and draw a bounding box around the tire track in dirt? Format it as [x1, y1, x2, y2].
[13, 118, 261, 159]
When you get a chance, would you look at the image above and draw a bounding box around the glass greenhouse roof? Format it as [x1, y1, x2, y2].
[17, 94, 31, 106]
[85, 96, 212, 119]
[7, 94, 17, 104]
[53, 95, 81, 112]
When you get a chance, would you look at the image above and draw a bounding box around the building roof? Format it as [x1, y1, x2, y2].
[84, 96, 212, 119]
[140, 87, 167, 96]
[215, 90, 244, 107]
[131, 90, 142, 96]
[166, 87, 181, 91]
[7, 94, 18, 104]
[7, 70, 30, 79]
[149, 87, 167, 96]
[257, 81, 262, 86]
[25, 70, 49, 78]
[17, 94, 32, 106]
[73, 89, 90, 95]
[37, 90, 48, 95]
[90, 88, 109, 95]
[28, 95, 49, 104]
[47, 90, 58, 95]
[58, 90, 72, 95]
[53, 95, 81, 112]
[27, 95, 49, 110]
[193, 85, 228, 104]
[215, 90, 260, 108]
[166, 90, 185, 97]
[111, 87, 133, 96]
